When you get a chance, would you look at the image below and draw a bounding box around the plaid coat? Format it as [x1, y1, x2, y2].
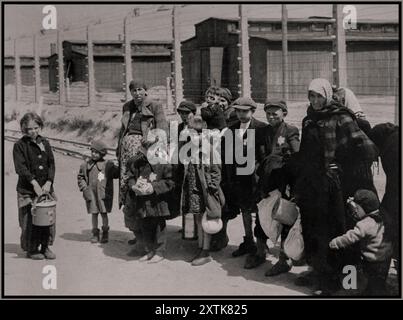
[302, 104, 378, 169]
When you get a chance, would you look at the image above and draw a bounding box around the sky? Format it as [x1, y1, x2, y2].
[4, 3, 399, 56]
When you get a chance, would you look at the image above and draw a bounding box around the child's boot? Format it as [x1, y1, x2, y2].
[100, 226, 109, 243]
[91, 228, 100, 243]
[41, 246, 56, 260]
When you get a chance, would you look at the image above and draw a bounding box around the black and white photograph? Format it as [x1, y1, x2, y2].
[1, 1, 401, 300]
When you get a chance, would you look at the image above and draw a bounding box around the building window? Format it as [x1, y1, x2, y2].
[312, 23, 325, 31]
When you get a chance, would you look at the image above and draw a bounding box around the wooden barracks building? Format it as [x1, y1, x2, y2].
[48, 40, 172, 92]
[181, 17, 399, 102]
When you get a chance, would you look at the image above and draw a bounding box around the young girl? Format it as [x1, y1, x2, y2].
[77, 140, 119, 243]
[181, 114, 223, 266]
[13, 112, 56, 260]
[126, 145, 175, 263]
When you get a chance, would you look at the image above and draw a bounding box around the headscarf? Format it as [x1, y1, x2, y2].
[308, 78, 333, 106]
[333, 87, 363, 115]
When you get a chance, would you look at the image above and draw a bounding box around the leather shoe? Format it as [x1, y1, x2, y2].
[244, 254, 266, 269]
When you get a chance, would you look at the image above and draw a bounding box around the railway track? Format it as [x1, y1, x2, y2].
[4, 129, 116, 160]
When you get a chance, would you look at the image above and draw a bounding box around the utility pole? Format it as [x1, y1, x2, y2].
[33, 35, 41, 103]
[123, 15, 133, 101]
[57, 30, 65, 104]
[172, 5, 184, 110]
[14, 39, 21, 101]
[332, 4, 347, 88]
[87, 25, 95, 107]
[238, 4, 251, 98]
[282, 4, 289, 100]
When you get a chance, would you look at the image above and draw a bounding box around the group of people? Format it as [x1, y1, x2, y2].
[13, 77, 399, 296]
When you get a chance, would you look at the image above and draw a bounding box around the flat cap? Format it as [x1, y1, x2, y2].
[264, 99, 288, 115]
[177, 100, 197, 114]
[232, 97, 257, 111]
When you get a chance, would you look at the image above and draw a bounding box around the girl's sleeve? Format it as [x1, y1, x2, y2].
[151, 165, 175, 195]
[13, 142, 34, 183]
[45, 140, 56, 182]
[207, 164, 221, 191]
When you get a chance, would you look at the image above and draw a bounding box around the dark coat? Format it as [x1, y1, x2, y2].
[368, 123, 399, 255]
[13, 135, 55, 196]
[221, 117, 266, 215]
[116, 97, 168, 158]
[255, 121, 300, 198]
[126, 156, 175, 219]
[77, 159, 119, 213]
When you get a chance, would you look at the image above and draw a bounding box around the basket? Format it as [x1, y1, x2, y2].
[32, 194, 56, 226]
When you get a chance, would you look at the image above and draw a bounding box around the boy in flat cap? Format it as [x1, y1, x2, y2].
[246, 99, 300, 272]
[220, 97, 266, 260]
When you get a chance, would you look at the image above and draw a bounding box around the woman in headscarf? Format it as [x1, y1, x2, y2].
[116, 80, 168, 254]
[289, 78, 378, 295]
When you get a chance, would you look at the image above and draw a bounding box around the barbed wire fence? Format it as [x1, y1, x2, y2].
[4, 4, 399, 124]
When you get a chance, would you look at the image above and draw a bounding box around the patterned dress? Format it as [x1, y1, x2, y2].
[181, 162, 205, 215]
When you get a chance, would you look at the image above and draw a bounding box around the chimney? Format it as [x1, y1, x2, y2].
[50, 43, 57, 55]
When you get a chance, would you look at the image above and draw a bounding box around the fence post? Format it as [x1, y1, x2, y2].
[34, 35, 41, 103]
[281, 4, 289, 100]
[166, 77, 174, 111]
[14, 39, 21, 101]
[87, 24, 95, 107]
[332, 4, 347, 88]
[172, 5, 184, 111]
[123, 16, 132, 101]
[395, 77, 399, 125]
[238, 4, 251, 98]
[57, 30, 65, 105]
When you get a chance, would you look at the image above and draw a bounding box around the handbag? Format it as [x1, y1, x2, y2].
[196, 165, 225, 219]
[272, 198, 299, 226]
[257, 190, 283, 244]
[284, 216, 304, 261]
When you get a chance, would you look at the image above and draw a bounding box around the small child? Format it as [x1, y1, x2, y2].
[13, 112, 56, 260]
[200, 86, 227, 130]
[329, 189, 393, 295]
[125, 145, 175, 263]
[181, 113, 223, 266]
[77, 140, 119, 243]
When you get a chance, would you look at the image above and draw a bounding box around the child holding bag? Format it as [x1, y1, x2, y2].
[125, 145, 175, 263]
[181, 113, 224, 266]
[13, 112, 56, 260]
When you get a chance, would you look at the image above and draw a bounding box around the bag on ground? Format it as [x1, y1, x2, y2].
[284, 215, 304, 261]
[257, 189, 283, 244]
